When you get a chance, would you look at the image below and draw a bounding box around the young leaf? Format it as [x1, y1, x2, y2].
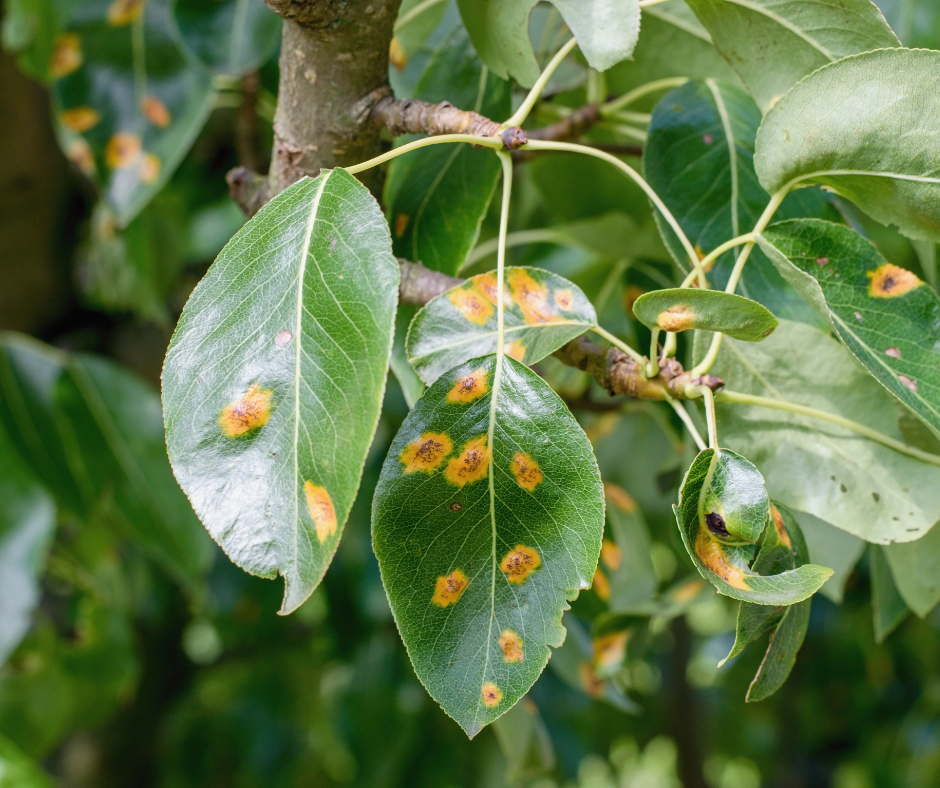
[50, 0, 215, 225]
[384, 26, 510, 275]
[674, 448, 832, 604]
[406, 267, 596, 385]
[870, 545, 909, 643]
[163, 170, 399, 614]
[705, 320, 940, 543]
[456, 0, 640, 88]
[756, 49, 940, 243]
[882, 525, 940, 618]
[632, 288, 777, 341]
[372, 354, 604, 737]
[684, 0, 899, 111]
[758, 219, 940, 436]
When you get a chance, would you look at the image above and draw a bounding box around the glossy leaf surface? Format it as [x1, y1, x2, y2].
[756, 49, 940, 243]
[758, 220, 940, 435]
[406, 267, 596, 385]
[675, 448, 832, 604]
[372, 354, 604, 736]
[633, 288, 777, 341]
[684, 0, 898, 111]
[163, 170, 399, 614]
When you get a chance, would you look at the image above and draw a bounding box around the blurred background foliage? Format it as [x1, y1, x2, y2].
[1, 0, 940, 786]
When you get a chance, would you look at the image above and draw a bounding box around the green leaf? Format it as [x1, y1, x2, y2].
[394, 0, 450, 64]
[384, 25, 510, 275]
[372, 354, 604, 736]
[870, 545, 909, 642]
[0, 334, 212, 589]
[1, 0, 67, 83]
[758, 219, 940, 436]
[684, 0, 899, 112]
[163, 170, 398, 614]
[882, 525, 940, 617]
[795, 510, 864, 604]
[705, 319, 940, 543]
[170, 0, 281, 76]
[674, 448, 832, 604]
[756, 49, 940, 244]
[406, 267, 596, 385]
[603, 484, 658, 611]
[745, 594, 810, 702]
[0, 733, 53, 788]
[391, 304, 426, 409]
[50, 0, 214, 225]
[633, 288, 777, 341]
[456, 0, 640, 88]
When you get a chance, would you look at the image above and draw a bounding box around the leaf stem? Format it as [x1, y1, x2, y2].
[523, 140, 705, 285]
[717, 390, 940, 468]
[699, 385, 719, 453]
[601, 77, 689, 116]
[661, 330, 677, 359]
[393, 0, 448, 33]
[667, 398, 707, 451]
[502, 37, 579, 130]
[344, 133, 504, 175]
[647, 328, 661, 377]
[592, 324, 647, 365]
[462, 228, 573, 271]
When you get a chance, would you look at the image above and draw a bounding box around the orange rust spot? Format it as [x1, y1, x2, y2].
[60, 107, 100, 133]
[603, 482, 637, 513]
[500, 544, 541, 584]
[770, 505, 792, 549]
[219, 384, 273, 437]
[498, 629, 524, 663]
[593, 630, 629, 672]
[448, 285, 493, 326]
[867, 264, 922, 298]
[694, 529, 750, 590]
[107, 0, 144, 26]
[304, 482, 337, 543]
[578, 662, 604, 697]
[473, 272, 510, 306]
[510, 452, 543, 491]
[432, 569, 469, 607]
[624, 284, 646, 318]
[394, 213, 409, 238]
[554, 288, 574, 311]
[503, 340, 526, 361]
[508, 268, 557, 324]
[694, 244, 707, 262]
[388, 36, 406, 71]
[657, 305, 695, 332]
[600, 538, 622, 570]
[105, 133, 142, 169]
[400, 432, 453, 474]
[141, 95, 171, 127]
[66, 138, 95, 176]
[50, 33, 82, 78]
[592, 567, 610, 601]
[672, 579, 706, 604]
[139, 153, 161, 183]
[447, 368, 489, 404]
[444, 436, 489, 487]
[482, 682, 503, 707]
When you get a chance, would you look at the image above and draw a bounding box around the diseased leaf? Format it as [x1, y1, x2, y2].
[406, 267, 596, 385]
[163, 170, 399, 614]
[758, 220, 940, 436]
[674, 448, 832, 604]
[385, 26, 510, 275]
[684, 0, 899, 111]
[871, 545, 909, 642]
[704, 320, 940, 543]
[883, 525, 940, 618]
[372, 354, 604, 736]
[633, 288, 777, 340]
[756, 49, 940, 243]
[1, 0, 67, 83]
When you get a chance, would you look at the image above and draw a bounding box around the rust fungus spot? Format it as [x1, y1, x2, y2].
[694, 530, 750, 590]
[867, 264, 922, 298]
[432, 569, 469, 607]
[885, 347, 900, 358]
[508, 269, 556, 324]
[66, 139, 95, 175]
[498, 629, 524, 663]
[657, 304, 695, 332]
[500, 544, 541, 584]
[105, 133, 142, 169]
[854, 311, 864, 321]
[473, 273, 507, 305]
[672, 579, 705, 604]
[275, 330, 293, 346]
[554, 288, 574, 311]
[702, 133, 714, 145]
[578, 662, 604, 697]
[481, 682, 503, 707]
[449, 501, 463, 512]
[139, 153, 161, 184]
[624, 284, 646, 317]
[592, 567, 610, 601]
[444, 436, 489, 487]
[600, 538, 622, 570]
[50, 33, 82, 77]
[899, 374, 918, 392]
[593, 631, 629, 672]
[770, 505, 792, 549]
[394, 213, 409, 238]
[447, 368, 489, 403]
[60, 107, 100, 133]
[304, 482, 337, 543]
[400, 432, 453, 474]
[503, 340, 526, 361]
[604, 482, 638, 513]
[107, 0, 144, 26]
[141, 95, 171, 127]
[694, 245, 707, 262]
[388, 36, 406, 71]
[510, 452, 543, 491]
[219, 384, 273, 437]
[448, 285, 493, 326]
[815, 257, 829, 266]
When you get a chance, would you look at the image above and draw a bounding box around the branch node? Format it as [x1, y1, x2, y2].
[227, 166, 269, 218]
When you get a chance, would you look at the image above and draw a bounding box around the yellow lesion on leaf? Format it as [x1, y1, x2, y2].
[60, 107, 100, 133]
[447, 368, 489, 404]
[66, 139, 95, 175]
[400, 432, 453, 474]
[554, 288, 574, 311]
[500, 544, 541, 584]
[219, 383, 273, 437]
[447, 285, 493, 326]
[694, 528, 750, 591]
[592, 567, 610, 601]
[671, 579, 706, 604]
[600, 538, 622, 571]
[304, 482, 337, 543]
[139, 153, 161, 183]
[388, 36, 407, 71]
[510, 452, 543, 491]
[105, 133, 142, 169]
[503, 340, 526, 361]
[482, 682, 503, 707]
[508, 268, 558, 324]
[578, 662, 604, 697]
[444, 436, 489, 486]
[593, 630, 629, 672]
[867, 264, 922, 298]
[394, 213, 409, 238]
[107, 0, 145, 26]
[141, 95, 171, 127]
[473, 273, 504, 305]
[604, 482, 637, 513]
[498, 629, 524, 663]
[770, 505, 792, 550]
[657, 304, 695, 332]
[50, 33, 83, 78]
[432, 569, 469, 607]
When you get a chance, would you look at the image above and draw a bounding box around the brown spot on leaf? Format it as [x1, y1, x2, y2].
[694, 530, 750, 590]
[448, 285, 493, 326]
[444, 436, 489, 486]
[503, 340, 526, 361]
[815, 257, 829, 266]
[275, 330, 293, 346]
[604, 482, 638, 513]
[867, 264, 922, 298]
[500, 545, 541, 584]
[624, 284, 646, 317]
[400, 432, 453, 474]
[473, 272, 505, 305]
[601, 538, 622, 571]
[388, 36, 406, 71]
[657, 304, 695, 332]
[107, 0, 144, 26]
[885, 347, 900, 358]
[702, 133, 713, 145]
[498, 629, 524, 663]
[394, 213, 408, 238]
[854, 311, 864, 321]
[304, 482, 337, 542]
[139, 153, 161, 183]
[432, 569, 469, 607]
[449, 501, 462, 512]
[141, 95, 171, 127]
[593, 631, 629, 672]
[899, 375, 918, 392]
[510, 452, 543, 491]
[60, 107, 100, 132]
[705, 511, 729, 537]
[447, 368, 489, 404]
[770, 505, 792, 549]
[507, 269, 557, 324]
[105, 133, 142, 169]
[50, 33, 82, 77]
[219, 384, 273, 437]
[554, 288, 574, 311]
[592, 567, 610, 601]
[481, 682, 503, 707]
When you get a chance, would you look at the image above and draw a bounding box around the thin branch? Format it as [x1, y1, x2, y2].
[503, 37, 579, 129]
[525, 104, 601, 143]
[668, 399, 707, 451]
[601, 76, 689, 116]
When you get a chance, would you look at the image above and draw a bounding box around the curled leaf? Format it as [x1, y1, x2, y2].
[632, 288, 777, 340]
